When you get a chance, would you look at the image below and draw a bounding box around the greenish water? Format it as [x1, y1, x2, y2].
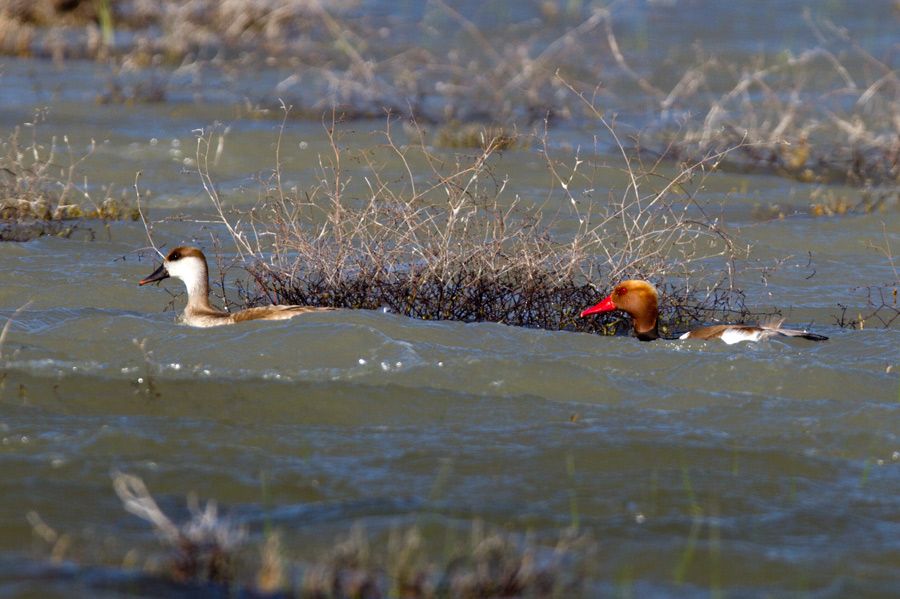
[1, 1, 898, 596]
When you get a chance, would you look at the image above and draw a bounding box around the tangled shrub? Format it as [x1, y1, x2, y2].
[196, 106, 754, 336]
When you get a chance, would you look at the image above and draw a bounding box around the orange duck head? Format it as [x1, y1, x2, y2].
[580, 280, 660, 341]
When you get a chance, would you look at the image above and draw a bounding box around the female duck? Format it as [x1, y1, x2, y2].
[139, 246, 332, 327]
[580, 280, 828, 344]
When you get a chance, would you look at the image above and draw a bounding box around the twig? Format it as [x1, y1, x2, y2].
[0, 300, 33, 360]
[134, 171, 164, 259]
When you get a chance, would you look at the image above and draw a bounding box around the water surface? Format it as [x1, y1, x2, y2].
[0, 1, 898, 596]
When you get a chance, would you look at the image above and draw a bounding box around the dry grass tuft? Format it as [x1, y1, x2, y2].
[638, 15, 900, 187]
[113, 472, 245, 584]
[104, 472, 595, 596]
[5, 4, 896, 189]
[0, 112, 139, 240]
[434, 123, 524, 151]
[298, 522, 593, 598]
[835, 225, 899, 329]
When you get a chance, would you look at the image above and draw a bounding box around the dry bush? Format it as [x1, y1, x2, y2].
[109, 1, 607, 122]
[1, 109, 91, 220]
[0, 0, 356, 65]
[126, 0, 357, 66]
[200, 101, 753, 336]
[835, 285, 900, 330]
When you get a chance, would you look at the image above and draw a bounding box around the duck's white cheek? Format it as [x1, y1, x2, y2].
[165, 261, 195, 288]
[166, 259, 195, 281]
[165, 262, 184, 280]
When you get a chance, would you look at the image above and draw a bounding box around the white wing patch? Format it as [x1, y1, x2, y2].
[719, 328, 762, 345]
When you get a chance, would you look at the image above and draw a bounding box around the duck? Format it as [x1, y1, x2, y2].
[139, 246, 333, 327]
[579, 280, 828, 344]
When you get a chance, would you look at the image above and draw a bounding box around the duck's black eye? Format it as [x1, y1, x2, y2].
[617, 287, 628, 296]
[170, 252, 180, 261]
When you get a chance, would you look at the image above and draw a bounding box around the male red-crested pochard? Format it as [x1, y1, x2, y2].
[139, 246, 332, 327]
[579, 280, 828, 344]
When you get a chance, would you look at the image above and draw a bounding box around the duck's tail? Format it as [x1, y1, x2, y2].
[760, 318, 829, 341]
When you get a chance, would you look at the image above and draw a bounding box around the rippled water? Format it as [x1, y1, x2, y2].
[2, 1, 899, 596]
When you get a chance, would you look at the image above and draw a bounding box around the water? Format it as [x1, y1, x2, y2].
[1, 1, 898, 596]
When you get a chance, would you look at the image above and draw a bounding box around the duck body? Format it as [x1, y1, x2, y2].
[139, 246, 332, 327]
[172, 302, 327, 328]
[580, 280, 828, 344]
[678, 322, 828, 344]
